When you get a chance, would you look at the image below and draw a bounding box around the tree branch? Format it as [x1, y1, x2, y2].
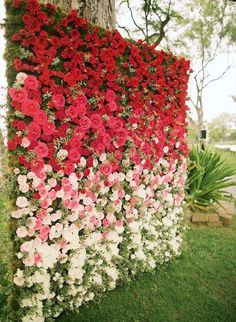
[203, 65, 231, 89]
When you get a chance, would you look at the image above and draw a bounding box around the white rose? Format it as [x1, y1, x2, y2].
[57, 149, 68, 160]
[16, 226, 28, 238]
[16, 72, 27, 84]
[20, 137, 30, 148]
[16, 196, 29, 208]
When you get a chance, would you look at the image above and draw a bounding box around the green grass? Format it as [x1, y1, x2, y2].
[0, 195, 13, 322]
[219, 150, 236, 172]
[56, 219, 236, 322]
[1, 196, 236, 322]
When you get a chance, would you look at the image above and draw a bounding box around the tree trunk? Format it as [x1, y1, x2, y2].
[41, 0, 116, 30]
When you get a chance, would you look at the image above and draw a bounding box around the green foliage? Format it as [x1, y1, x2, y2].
[185, 145, 236, 211]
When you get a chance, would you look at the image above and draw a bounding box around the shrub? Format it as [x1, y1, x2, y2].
[185, 146, 236, 211]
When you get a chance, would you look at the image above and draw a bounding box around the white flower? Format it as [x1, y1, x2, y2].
[57, 149, 68, 160]
[162, 217, 173, 227]
[20, 137, 30, 148]
[16, 226, 28, 238]
[14, 269, 25, 286]
[16, 72, 27, 84]
[163, 146, 169, 153]
[99, 153, 107, 162]
[16, 196, 29, 208]
[19, 183, 30, 193]
[175, 142, 180, 148]
[136, 186, 146, 199]
[48, 178, 57, 187]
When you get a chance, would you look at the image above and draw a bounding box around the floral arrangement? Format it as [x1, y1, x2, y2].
[5, 0, 190, 321]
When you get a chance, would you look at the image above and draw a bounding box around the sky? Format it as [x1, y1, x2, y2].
[0, 0, 235, 133]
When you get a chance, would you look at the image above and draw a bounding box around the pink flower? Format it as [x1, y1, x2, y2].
[33, 110, 48, 125]
[24, 75, 39, 89]
[39, 225, 49, 241]
[9, 87, 28, 103]
[34, 142, 49, 158]
[102, 218, 110, 227]
[34, 253, 42, 264]
[90, 114, 103, 129]
[14, 275, 25, 286]
[66, 105, 78, 119]
[100, 162, 112, 176]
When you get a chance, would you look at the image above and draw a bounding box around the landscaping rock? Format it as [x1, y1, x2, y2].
[207, 214, 220, 223]
[192, 213, 207, 223]
[218, 213, 232, 226]
[208, 222, 223, 227]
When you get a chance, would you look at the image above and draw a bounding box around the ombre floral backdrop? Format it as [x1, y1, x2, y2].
[5, 0, 190, 321]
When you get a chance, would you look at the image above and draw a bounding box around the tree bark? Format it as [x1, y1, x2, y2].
[41, 0, 116, 30]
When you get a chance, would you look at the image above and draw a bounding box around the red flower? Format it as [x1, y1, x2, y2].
[105, 89, 116, 102]
[31, 158, 44, 173]
[34, 142, 49, 158]
[7, 139, 17, 151]
[65, 105, 78, 119]
[33, 110, 48, 125]
[79, 116, 91, 130]
[27, 122, 41, 141]
[9, 87, 28, 103]
[43, 121, 55, 135]
[68, 148, 81, 162]
[51, 94, 65, 109]
[90, 114, 103, 129]
[100, 162, 112, 176]
[21, 99, 40, 117]
[64, 161, 75, 175]
[24, 75, 39, 89]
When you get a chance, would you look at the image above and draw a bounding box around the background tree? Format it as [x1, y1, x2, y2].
[208, 112, 236, 142]
[40, 0, 116, 29]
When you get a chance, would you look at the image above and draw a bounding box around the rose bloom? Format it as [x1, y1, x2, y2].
[90, 114, 103, 129]
[105, 89, 116, 102]
[16, 72, 27, 84]
[20, 137, 30, 148]
[33, 110, 48, 125]
[79, 116, 91, 130]
[21, 99, 40, 117]
[16, 196, 29, 208]
[16, 226, 28, 238]
[51, 94, 65, 109]
[66, 105, 78, 119]
[43, 121, 55, 135]
[27, 122, 41, 141]
[100, 162, 113, 176]
[14, 275, 25, 287]
[68, 148, 81, 162]
[24, 75, 39, 89]
[9, 87, 28, 103]
[31, 159, 44, 173]
[7, 139, 17, 151]
[34, 141, 49, 158]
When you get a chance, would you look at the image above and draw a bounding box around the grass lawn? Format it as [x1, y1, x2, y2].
[1, 194, 236, 322]
[56, 218, 236, 322]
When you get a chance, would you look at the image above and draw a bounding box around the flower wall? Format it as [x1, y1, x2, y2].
[5, 0, 190, 321]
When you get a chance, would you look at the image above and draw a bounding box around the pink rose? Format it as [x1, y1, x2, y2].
[102, 218, 110, 227]
[24, 75, 39, 89]
[27, 122, 41, 141]
[33, 110, 48, 125]
[100, 162, 112, 176]
[21, 99, 40, 117]
[66, 105, 78, 119]
[16, 226, 28, 238]
[34, 142, 49, 158]
[9, 87, 28, 103]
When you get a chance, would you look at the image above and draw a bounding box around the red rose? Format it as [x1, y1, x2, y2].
[86, 156, 93, 167]
[69, 137, 82, 149]
[31, 159, 44, 173]
[105, 89, 116, 102]
[7, 140, 17, 151]
[13, 58, 22, 71]
[43, 121, 55, 135]
[33, 110, 48, 125]
[21, 99, 40, 117]
[68, 148, 81, 162]
[77, 104, 87, 116]
[64, 161, 75, 175]
[79, 116, 91, 130]
[9, 87, 28, 103]
[34, 142, 49, 158]
[66, 105, 78, 119]
[90, 114, 103, 129]
[51, 94, 65, 109]
[102, 133, 111, 147]
[76, 95, 87, 107]
[27, 122, 41, 141]
[107, 101, 117, 112]
[24, 75, 39, 89]
[100, 162, 112, 176]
